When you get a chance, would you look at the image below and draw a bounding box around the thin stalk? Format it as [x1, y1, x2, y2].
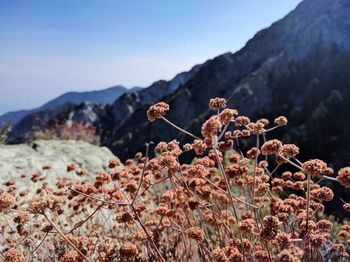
[68, 187, 130, 206]
[131, 205, 165, 262]
[42, 212, 89, 261]
[132, 142, 152, 204]
[305, 173, 311, 233]
[68, 203, 103, 233]
[161, 116, 201, 140]
[32, 232, 48, 254]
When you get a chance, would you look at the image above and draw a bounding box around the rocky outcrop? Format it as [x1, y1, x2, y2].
[0, 140, 115, 192]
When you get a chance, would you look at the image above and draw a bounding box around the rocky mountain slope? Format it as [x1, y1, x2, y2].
[6, 65, 201, 143]
[0, 85, 140, 128]
[108, 0, 350, 165]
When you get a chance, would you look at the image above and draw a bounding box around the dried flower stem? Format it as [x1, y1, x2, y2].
[68, 187, 130, 206]
[161, 116, 201, 140]
[132, 142, 152, 205]
[68, 203, 103, 233]
[42, 212, 89, 261]
[305, 173, 311, 233]
[130, 205, 165, 262]
[32, 232, 48, 254]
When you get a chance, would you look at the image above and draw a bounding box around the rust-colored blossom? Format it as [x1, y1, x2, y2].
[209, 97, 226, 110]
[147, 102, 170, 122]
[337, 167, 350, 188]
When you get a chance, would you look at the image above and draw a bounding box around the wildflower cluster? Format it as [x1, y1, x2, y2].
[1, 97, 350, 261]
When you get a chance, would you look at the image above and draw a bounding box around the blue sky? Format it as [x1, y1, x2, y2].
[0, 0, 302, 114]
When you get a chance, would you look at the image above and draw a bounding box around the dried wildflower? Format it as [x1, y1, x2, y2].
[67, 162, 77, 172]
[226, 247, 244, 261]
[60, 250, 84, 262]
[96, 171, 111, 185]
[261, 139, 282, 155]
[0, 192, 15, 212]
[187, 164, 209, 177]
[124, 181, 138, 193]
[281, 171, 292, 180]
[3, 178, 16, 187]
[280, 144, 299, 158]
[255, 250, 269, 261]
[274, 116, 288, 126]
[310, 186, 334, 202]
[158, 151, 180, 171]
[186, 227, 205, 242]
[316, 220, 333, 232]
[119, 243, 138, 258]
[302, 159, 327, 176]
[248, 122, 265, 135]
[116, 211, 134, 223]
[309, 232, 327, 248]
[192, 139, 207, 155]
[183, 143, 193, 151]
[201, 115, 221, 139]
[225, 164, 242, 178]
[238, 219, 256, 234]
[241, 129, 250, 137]
[4, 248, 24, 262]
[276, 250, 293, 262]
[246, 147, 260, 159]
[75, 168, 86, 176]
[28, 197, 48, 214]
[219, 108, 238, 124]
[260, 215, 280, 240]
[276, 232, 291, 248]
[337, 167, 350, 188]
[209, 97, 226, 110]
[108, 158, 121, 168]
[160, 190, 174, 202]
[293, 172, 306, 180]
[212, 248, 229, 262]
[147, 102, 170, 122]
[155, 205, 172, 216]
[14, 213, 30, 224]
[235, 116, 250, 126]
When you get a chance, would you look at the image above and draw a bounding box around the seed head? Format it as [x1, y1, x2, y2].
[147, 102, 170, 122]
[209, 97, 226, 110]
[337, 167, 350, 188]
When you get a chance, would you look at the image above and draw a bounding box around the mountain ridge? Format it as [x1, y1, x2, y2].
[0, 85, 141, 128]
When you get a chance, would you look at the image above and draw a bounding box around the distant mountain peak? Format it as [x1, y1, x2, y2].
[0, 85, 140, 128]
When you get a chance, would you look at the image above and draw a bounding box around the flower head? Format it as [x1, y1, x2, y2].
[147, 102, 170, 122]
[337, 167, 350, 188]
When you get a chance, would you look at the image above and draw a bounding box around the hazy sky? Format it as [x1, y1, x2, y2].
[0, 0, 302, 114]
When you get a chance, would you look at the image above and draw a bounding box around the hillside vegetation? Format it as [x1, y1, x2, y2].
[1, 98, 350, 261]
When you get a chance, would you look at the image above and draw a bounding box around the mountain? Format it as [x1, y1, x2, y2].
[107, 0, 350, 160]
[98, 0, 350, 217]
[0, 85, 140, 128]
[6, 66, 201, 143]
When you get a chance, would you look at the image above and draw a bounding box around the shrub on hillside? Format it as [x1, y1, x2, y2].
[1, 97, 350, 261]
